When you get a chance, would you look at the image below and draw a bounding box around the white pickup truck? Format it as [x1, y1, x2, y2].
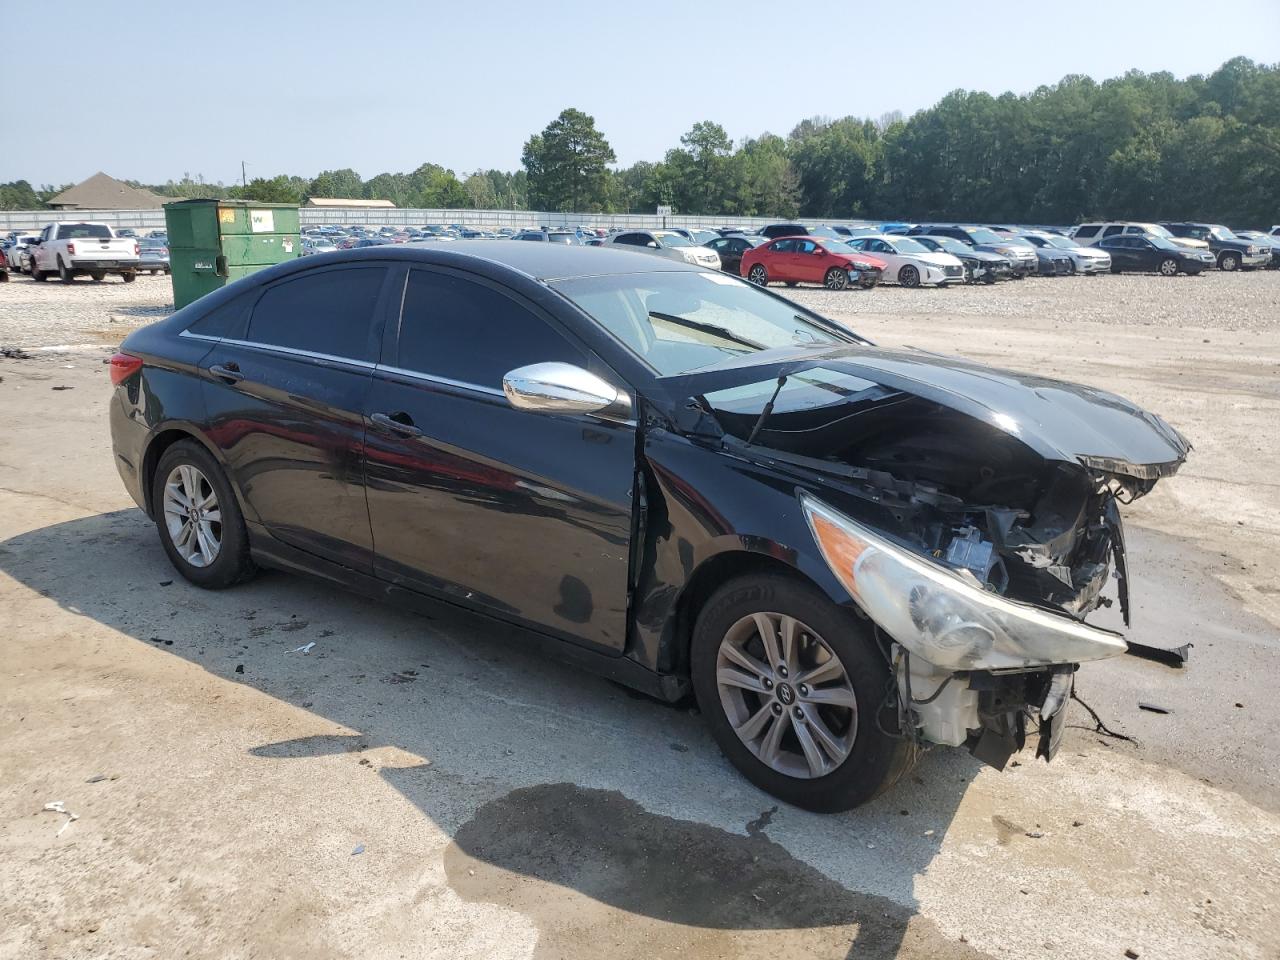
[29, 222, 141, 283]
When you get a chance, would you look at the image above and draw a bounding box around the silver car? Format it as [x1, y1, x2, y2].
[1018, 231, 1111, 275]
[604, 229, 721, 269]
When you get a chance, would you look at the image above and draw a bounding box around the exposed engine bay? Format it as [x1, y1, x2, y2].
[694, 365, 1189, 769]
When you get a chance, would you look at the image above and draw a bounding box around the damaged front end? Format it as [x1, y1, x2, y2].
[676, 348, 1190, 770]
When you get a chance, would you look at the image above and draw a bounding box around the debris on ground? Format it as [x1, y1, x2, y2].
[1025, 831, 1045, 839]
[1138, 702, 1172, 715]
[234, 664, 244, 674]
[1, 346, 34, 359]
[381, 670, 417, 684]
[85, 774, 107, 784]
[351, 844, 365, 856]
[42, 801, 79, 836]
[669, 742, 689, 753]
[1125, 640, 1192, 668]
[292, 642, 316, 654]
[51, 385, 74, 391]
[159, 580, 172, 587]
[1072, 690, 1136, 743]
[1125, 949, 1140, 959]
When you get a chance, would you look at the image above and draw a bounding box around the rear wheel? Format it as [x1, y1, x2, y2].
[898, 264, 921, 288]
[58, 257, 75, 283]
[1111, 264, 1123, 274]
[823, 267, 849, 291]
[747, 264, 768, 287]
[1159, 258, 1179, 277]
[692, 574, 915, 811]
[152, 440, 256, 589]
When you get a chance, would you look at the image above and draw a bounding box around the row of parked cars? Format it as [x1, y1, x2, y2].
[1, 227, 169, 280]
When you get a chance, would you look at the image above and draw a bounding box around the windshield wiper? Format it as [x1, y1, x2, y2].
[648, 311, 766, 351]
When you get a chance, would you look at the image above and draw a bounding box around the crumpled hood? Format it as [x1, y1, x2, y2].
[664, 344, 1191, 482]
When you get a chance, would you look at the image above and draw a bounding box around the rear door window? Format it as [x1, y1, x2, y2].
[396, 269, 587, 390]
[245, 266, 386, 362]
[1073, 225, 1099, 239]
[1103, 225, 1124, 237]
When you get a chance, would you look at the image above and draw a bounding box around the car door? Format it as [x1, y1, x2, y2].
[199, 262, 394, 572]
[1107, 238, 1140, 270]
[363, 265, 636, 652]
[1130, 237, 1160, 270]
[793, 239, 824, 282]
[865, 238, 900, 276]
[765, 239, 797, 280]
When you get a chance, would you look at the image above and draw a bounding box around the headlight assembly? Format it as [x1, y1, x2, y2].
[800, 493, 1127, 671]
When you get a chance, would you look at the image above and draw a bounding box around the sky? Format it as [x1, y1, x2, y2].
[2, 1, 1277, 188]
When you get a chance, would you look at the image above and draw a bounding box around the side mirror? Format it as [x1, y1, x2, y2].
[503, 362, 631, 421]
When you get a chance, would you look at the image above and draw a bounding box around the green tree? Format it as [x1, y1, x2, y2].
[229, 175, 304, 204]
[0, 180, 42, 210]
[522, 108, 616, 211]
[307, 168, 364, 199]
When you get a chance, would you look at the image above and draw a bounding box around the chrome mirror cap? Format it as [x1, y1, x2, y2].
[502, 362, 630, 420]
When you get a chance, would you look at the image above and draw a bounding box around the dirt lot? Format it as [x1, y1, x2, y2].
[2, 270, 1278, 959]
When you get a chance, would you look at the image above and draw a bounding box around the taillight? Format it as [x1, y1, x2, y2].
[67, 241, 76, 255]
[109, 353, 144, 385]
[133, 242, 140, 256]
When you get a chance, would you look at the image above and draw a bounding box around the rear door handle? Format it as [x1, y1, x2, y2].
[371, 412, 422, 438]
[209, 363, 243, 383]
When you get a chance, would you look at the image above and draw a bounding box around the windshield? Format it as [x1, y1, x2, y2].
[924, 236, 968, 255]
[891, 237, 930, 254]
[963, 228, 1004, 244]
[815, 238, 858, 254]
[655, 233, 694, 248]
[1208, 226, 1237, 241]
[1042, 234, 1076, 249]
[57, 224, 112, 239]
[551, 271, 849, 376]
[1144, 224, 1174, 239]
[1149, 235, 1181, 251]
[689, 229, 719, 245]
[1001, 237, 1035, 249]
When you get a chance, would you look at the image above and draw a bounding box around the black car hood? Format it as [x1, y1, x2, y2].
[661, 344, 1190, 481]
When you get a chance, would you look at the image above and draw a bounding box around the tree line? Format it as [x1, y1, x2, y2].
[4, 57, 1277, 226]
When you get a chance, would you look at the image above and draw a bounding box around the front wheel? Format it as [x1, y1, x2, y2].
[747, 264, 768, 286]
[121, 271, 137, 283]
[692, 574, 915, 812]
[90, 271, 106, 282]
[58, 257, 75, 283]
[898, 264, 921, 288]
[1219, 252, 1240, 272]
[1159, 258, 1179, 277]
[823, 267, 849, 291]
[30, 260, 47, 281]
[152, 440, 257, 589]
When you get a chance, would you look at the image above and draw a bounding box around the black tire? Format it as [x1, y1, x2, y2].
[898, 264, 921, 288]
[90, 271, 106, 282]
[823, 267, 849, 291]
[1066, 260, 1077, 275]
[1218, 252, 1240, 272]
[151, 440, 257, 589]
[58, 257, 75, 283]
[784, 281, 798, 287]
[982, 270, 997, 284]
[30, 260, 47, 281]
[747, 263, 768, 287]
[1159, 258, 1179, 277]
[121, 271, 137, 283]
[691, 573, 916, 812]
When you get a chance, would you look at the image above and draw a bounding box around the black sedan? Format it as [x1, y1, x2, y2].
[912, 235, 1011, 283]
[109, 243, 1188, 811]
[704, 234, 767, 275]
[1098, 235, 1215, 276]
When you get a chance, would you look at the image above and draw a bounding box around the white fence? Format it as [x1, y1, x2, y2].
[0, 206, 872, 233]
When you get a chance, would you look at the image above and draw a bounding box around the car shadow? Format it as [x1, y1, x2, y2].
[0, 509, 984, 959]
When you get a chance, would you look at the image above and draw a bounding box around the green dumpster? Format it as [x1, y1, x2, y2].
[164, 199, 301, 309]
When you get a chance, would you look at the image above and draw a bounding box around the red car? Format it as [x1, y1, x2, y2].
[740, 236, 886, 290]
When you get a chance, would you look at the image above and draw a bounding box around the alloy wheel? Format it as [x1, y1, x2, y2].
[715, 611, 858, 779]
[824, 268, 849, 291]
[162, 464, 222, 568]
[1160, 258, 1179, 276]
[748, 265, 767, 286]
[899, 265, 920, 287]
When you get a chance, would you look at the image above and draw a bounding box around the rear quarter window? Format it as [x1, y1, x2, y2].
[186, 289, 256, 339]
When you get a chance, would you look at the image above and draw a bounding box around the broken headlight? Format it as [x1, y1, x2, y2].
[800, 493, 1127, 671]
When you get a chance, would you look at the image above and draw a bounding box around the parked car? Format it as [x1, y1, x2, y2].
[740, 236, 886, 290]
[705, 234, 768, 276]
[0, 256, 7, 282]
[1097, 235, 1215, 275]
[759, 223, 811, 240]
[1070, 222, 1208, 253]
[1015, 231, 1111, 275]
[844, 234, 965, 287]
[514, 229, 580, 245]
[1232, 230, 1280, 269]
[4, 233, 40, 272]
[28, 222, 140, 283]
[1158, 222, 1270, 271]
[138, 240, 170, 275]
[912, 236, 1012, 283]
[671, 228, 720, 246]
[605, 229, 721, 269]
[108, 242, 1189, 811]
[996, 234, 1072, 276]
[906, 225, 1037, 277]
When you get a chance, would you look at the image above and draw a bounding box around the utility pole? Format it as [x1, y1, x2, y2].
[241, 161, 247, 189]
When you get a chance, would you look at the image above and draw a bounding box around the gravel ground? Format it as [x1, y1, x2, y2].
[0, 273, 173, 349]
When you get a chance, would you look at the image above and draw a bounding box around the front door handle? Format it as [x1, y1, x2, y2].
[209, 362, 243, 383]
[371, 411, 422, 438]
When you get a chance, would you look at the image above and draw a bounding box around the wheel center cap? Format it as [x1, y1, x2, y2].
[776, 682, 795, 706]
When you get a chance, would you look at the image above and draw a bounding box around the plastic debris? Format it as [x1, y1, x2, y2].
[42, 801, 79, 836]
[234, 664, 244, 674]
[351, 844, 365, 856]
[1138, 702, 1172, 715]
[86, 774, 107, 784]
[292, 642, 316, 654]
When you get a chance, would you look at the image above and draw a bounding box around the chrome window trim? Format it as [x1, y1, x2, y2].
[375, 364, 505, 398]
[178, 330, 375, 369]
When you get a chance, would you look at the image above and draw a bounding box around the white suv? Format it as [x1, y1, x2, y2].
[1071, 222, 1208, 251]
[605, 230, 721, 269]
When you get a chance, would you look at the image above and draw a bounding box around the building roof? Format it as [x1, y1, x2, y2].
[46, 172, 166, 210]
[304, 197, 396, 208]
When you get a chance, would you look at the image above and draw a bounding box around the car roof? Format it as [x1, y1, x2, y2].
[242, 241, 709, 285]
